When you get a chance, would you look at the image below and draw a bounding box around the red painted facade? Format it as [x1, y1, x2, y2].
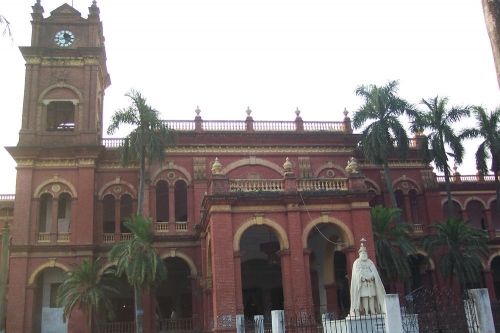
[1, 2, 500, 333]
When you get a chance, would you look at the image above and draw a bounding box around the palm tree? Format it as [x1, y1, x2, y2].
[109, 215, 166, 333]
[481, 0, 500, 88]
[353, 80, 415, 208]
[423, 219, 488, 290]
[57, 259, 119, 333]
[107, 90, 175, 215]
[461, 105, 500, 228]
[371, 206, 417, 287]
[411, 96, 470, 219]
[0, 15, 11, 39]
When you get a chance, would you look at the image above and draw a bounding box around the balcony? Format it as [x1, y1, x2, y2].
[57, 232, 70, 242]
[103, 233, 115, 243]
[37, 232, 50, 243]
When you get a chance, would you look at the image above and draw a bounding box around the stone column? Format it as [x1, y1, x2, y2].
[168, 187, 175, 224]
[279, 250, 293, 313]
[114, 198, 120, 240]
[485, 209, 495, 239]
[383, 294, 404, 333]
[233, 252, 244, 314]
[50, 197, 58, 242]
[271, 310, 285, 333]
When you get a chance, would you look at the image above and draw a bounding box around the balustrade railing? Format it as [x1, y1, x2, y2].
[37, 232, 50, 242]
[102, 138, 125, 148]
[298, 178, 348, 191]
[410, 224, 423, 233]
[436, 174, 499, 183]
[202, 120, 246, 131]
[253, 121, 296, 131]
[57, 232, 70, 242]
[303, 121, 345, 132]
[103, 233, 115, 243]
[100, 321, 134, 333]
[0, 194, 14, 201]
[175, 221, 188, 231]
[156, 222, 169, 232]
[164, 120, 196, 131]
[157, 318, 193, 332]
[120, 233, 133, 241]
[230, 179, 284, 192]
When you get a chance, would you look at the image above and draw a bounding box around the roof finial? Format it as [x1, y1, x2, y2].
[246, 106, 252, 116]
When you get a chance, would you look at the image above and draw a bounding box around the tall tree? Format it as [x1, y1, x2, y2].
[371, 206, 416, 286]
[411, 96, 470, 219]
[481, 0, 500, 88]
[107, 90, 175, 215]
[109, 215, 166, 333]
[423, 219, 488, 290]
[461, 105, 500, 227]
[353, 80, 415, 208]
[57, 259, 119, 333]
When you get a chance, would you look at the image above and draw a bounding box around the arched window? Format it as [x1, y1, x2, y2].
[395, 190, 406, 222]
[102, 194, 115, 233]
[491, 200, 500, 230]
[46, 101, 75, 131]
[156, 181, 169, 222]
[466, 200, 486, 230]
[409, 189, 419, 224]
[39, 193, 52, 233]
[368, 190, 383, 208]
[57, 193, 71, 233]
[174, 180, 187, 222]
[120, 194, 133, 231]
[443, 201, 463, 220]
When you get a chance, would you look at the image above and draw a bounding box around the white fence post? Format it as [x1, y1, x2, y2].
[254, 315, 264, 333]
[271, 310, 285, 333]
[384, 294, 404, 333]
[236, 314, 245, 333]
[469, 288, 495, 333]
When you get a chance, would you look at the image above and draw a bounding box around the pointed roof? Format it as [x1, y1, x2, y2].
[49, 3, 81, 17]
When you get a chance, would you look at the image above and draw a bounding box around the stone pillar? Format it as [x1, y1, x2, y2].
[286, 206, 314, 313]
[279, 250, 293, 313]
[324, 283, 338, 314]
[483, 271, 496, 301]
[271, 310, 285, 333]
[50, 197, 58, 242]
[383, 294, 404, 333]
[114, 198, 120, 239]
[168, 186, 175, 223]
[150, 183, 157, 222]
[485, 209, 495, 239]
[469, 288, 495, 333]
[209, 208, 237, 331]
[233, 252, 244, 314]
[254, 315, 264, 333]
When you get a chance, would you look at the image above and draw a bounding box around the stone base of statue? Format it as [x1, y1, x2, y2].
[322, 314, 385, 333]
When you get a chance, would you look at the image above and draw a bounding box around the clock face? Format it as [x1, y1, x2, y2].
[54, 30, 75, 48]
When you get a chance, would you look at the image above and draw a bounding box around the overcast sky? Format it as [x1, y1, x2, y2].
[0, 0, 498, 194]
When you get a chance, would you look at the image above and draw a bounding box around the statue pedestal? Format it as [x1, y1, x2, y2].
[322, 314, 385, 333]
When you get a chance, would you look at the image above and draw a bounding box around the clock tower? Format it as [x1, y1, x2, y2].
[17, 0, 110, 147]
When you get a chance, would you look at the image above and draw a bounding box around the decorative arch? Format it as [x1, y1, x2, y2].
[98, 177, 137, 199]
[487, 250, 500, 268]
[314, 163, 347, 178]
[393, 175, 421, 194]
[28, 260, 70, 286]
[464, 197, 487, 208]
[160, 249, 198, 277]
[33, 176, 77, 199]
[152, 164, 192, 184]
[414, 249, 435, 270]
[302, 215, 354, 249]
[223, 158, 283, 177]
[440, 198, 464, 210]
[365, 178, 381, 194]
[39, 82, 83, 102]
[486, 196, 498, 208]
[233, 217, 289, 252]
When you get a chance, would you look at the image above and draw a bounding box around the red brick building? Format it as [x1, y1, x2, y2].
[1, 2, 500, 333]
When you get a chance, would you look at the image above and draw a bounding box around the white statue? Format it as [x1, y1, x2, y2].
[349, 239, 386, 316]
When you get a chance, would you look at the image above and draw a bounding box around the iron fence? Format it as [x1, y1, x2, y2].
[400, 288, 479, 333]
[157, 318, 193, 332]
[284, 311, 385, 333]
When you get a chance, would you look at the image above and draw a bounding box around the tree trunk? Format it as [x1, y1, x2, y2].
[137, 152, 146, 216]
[0, 225, 10, 333]
[482, 0, 500, 88]
[134, 287, 144, 333]
[443, 166, 454, 220]
[383, 162, 398, 209]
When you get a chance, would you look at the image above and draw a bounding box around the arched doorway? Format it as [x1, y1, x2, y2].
[491, 256, 500, 301]
[32, 267, 67, 333]
[107, 274, 134, 323]
[240, 225, 284, 318]
[307, 223, 349, 317]
[405, 254, 433, 294]
[156, 257, 193, 330]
